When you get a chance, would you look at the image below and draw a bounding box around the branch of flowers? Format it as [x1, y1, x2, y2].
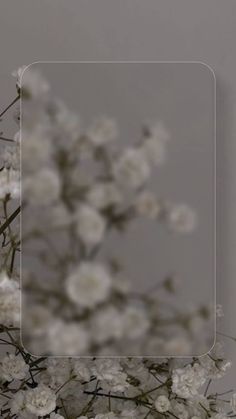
[0, 94, 20, 119]
[204, 379, 212, 396]
[60, 397, 69, 419]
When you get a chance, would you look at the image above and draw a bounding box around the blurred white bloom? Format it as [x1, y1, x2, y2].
[21, 126, 52, 173]
[90, 306, 123, 344]
[114, 148, 150, 189]
[0, 354, 29, 381]
[23, 168, 60, 206]
[13, 65, 50, 97]
[172, 363, 206, 399]
[50, 414, 65, 419]
[66, 262, 111, 308]
[0, 272, 20, 326]
[47, 320, 89, 356]
[154, 395, 171, 413]
[142, 121, 170, 166]
[168, 204, 197, 234]
[55, 101, 80, 141]
[135, 191, 160, 219]
[122, 305, 149, 339]
[87, 116, 118, 146]
[76, 204, 106, 246]
[44, 359, 72, 390]
[0, 168, 20, 199]
[216, 304, 224, 318]
[164, 336, 192, 356]
[87, 182, 122, 210]
[24, 385, 56, 416]
[230, 394, 236, 413]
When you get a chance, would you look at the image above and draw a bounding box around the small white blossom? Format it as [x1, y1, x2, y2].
[172, 363, 206, 399]
[23, 168, 61, 207]
[50, 413, 65, 419]
[154, 395, 171, 413]
[0, 354, 29, 381]
[87, 116, 118, 146]
[142, 121, 169, 166]
[66, 262, 111, 308]
[87, 182, 122, 210]
[76, 204, 106, 246]
[47, 320, 89, 356]
[122, 305, 150, 339]
[24, 385, 56, 416]
[114, 148, 150, 189]
[135, 191, 160, 219]
[168, 204, 197, 234]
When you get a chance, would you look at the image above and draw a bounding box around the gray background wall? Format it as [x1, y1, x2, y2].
[0, 0, 235, 386]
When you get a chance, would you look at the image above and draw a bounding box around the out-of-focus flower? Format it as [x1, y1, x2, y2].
[90, 306, 123, 344]
[0, 354, 29, 381]
[23, 168, 61, 206]
[66, 262, 112, 309]
[21, 126, 52, 173]
[87, 182, 122, 210]
[76, 204, 106, 246]
[87, 116, 118, 146]
[142, 121, 170, 166]
[167, 203, 197, 234]
[12, 65, 50, 97]
[0, 272, 20, 326]
[122, 305, 150, 339]
[135, 190, 161, 219]
[47, 320, 89, 356]
[113, 148, 150, 189]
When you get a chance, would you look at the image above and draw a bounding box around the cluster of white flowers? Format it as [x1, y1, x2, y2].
[0, 66, 234, 419]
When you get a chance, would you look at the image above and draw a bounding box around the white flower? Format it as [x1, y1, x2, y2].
[10, 391, 30, 418]
[21, 126, 52, 173]
[87, 182, 122, 210]
[92, 359, 129, 393]
[230, 394, 236, 413]
[87, 116, 118, 146]
[0, 273, 20, 326]
[167, 204, 197, 234]
[135, 191, 160, 219]
[122, 305, 150, 339]
[23, 168, 61, 207]
[0, 354, 29, 381]
[114, 148, 150, 189]
[199, 354, 231, 379]
[76, 204, 106, 246]
[154, 395, 171, 413]
[66, 262, 111, 308]
[50, 413, 65, 419]
[47, 320, 89, 356]
[25, 385, 56, 416]
[13, 65, 50, 97]
[72, 359, 92, 382]
[0, 168, 20, 199]
[172, 363, 206, 399]
[216, 304, 224, 318]
[90, 306, 123, 344]
[142, 121, 169, 166]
